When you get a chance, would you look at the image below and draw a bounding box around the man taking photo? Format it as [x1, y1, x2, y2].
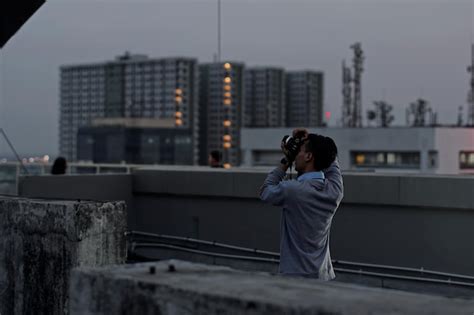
[259, 128, 343, 280]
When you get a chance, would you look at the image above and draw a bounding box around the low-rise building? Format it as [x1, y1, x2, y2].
[77, 118, 193, 165]
[241, 127, 474, 174]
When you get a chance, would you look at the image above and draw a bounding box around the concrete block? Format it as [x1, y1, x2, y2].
[342, 174, 401, 205]
[70, 260, 474, 315]
[188, 171, 234, 196]
[0, 196, 127, 315]
[19, 174, 133, 206]
[399, 176, 474, 209]
[232, 171, 267, 198]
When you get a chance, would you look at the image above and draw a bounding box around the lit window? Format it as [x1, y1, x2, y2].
[224, 77, 231, 83]
[223, 135, 232, 141]
[355, 154, 365, 165]
[223, 85, 231, 91]
[223, 63, 231, 70]
[459, 151, 474, 169]
[223, 142, 231, 149]
[223, 120, 231, 127]
[351, 151, 420, 169]
[223, 99, 231, 105]
[376, 153, 385, 164]
[387, 153, 396, 164]
[223, 163, 231, 169]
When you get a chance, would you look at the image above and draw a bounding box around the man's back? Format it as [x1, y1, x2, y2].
[260, 159, 343, 280]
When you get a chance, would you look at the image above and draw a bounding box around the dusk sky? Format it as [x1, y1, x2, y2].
[0, 0, 473, 156]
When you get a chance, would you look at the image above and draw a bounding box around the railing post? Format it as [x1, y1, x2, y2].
[15, 162, 20, 195]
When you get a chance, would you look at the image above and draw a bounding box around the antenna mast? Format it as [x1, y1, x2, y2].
[351, 42, 364, 127]
[341, 43, 364, 127]
[217, 0, 221, 62]
[467, 44, 474, 126]
[341, 60, 352, 127]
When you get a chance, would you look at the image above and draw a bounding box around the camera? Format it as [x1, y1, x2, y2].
[281, 131, 307, 163]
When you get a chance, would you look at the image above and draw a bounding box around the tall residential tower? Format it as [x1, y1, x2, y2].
[286, 71, 324, 127]
[199, 62, 244, 167]
[59, 53, 199, 163]
[244, 67, 286, 127]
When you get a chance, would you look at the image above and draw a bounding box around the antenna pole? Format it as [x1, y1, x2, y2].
[217, 0, 221, 62]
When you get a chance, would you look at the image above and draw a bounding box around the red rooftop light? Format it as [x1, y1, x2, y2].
[325, 111, 332, 120]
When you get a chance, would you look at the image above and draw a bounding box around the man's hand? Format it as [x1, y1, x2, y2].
[279, 158, 290, 172]
[292, 128, 309, 140]
[281, 140, 289, 158]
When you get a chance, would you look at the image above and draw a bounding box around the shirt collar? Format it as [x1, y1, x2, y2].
[297, 171, 325, 182]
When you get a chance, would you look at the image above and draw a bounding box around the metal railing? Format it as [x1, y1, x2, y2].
[126, 231, 474, 291]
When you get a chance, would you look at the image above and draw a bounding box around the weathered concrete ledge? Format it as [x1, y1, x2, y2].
[132, 166, 474, 210]
[70, 260, 474, 315]
[19, 166, 474, 210]
[0, 196, 127, 315]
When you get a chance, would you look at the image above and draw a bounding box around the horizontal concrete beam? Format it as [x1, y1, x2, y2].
[70, 260, 474, 315]
[19, 174, 133, 204]
[19, 167, 474, 210]
[132, 166, 474, 210]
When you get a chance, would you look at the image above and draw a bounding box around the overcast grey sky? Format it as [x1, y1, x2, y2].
[0, 0, 473, 156]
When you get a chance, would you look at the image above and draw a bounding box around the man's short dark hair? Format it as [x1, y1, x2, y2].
[304, 134, 338, 171]
[209, 150, 222, 162]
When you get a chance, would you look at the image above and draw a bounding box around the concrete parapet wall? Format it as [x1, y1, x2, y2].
[131, 167, 474, 275]
[19, 166, 474, 210]
[19, 174, 132, 207]
[18, 167, 474, 275]
[132, 166, 474, 210]
[69, 260, 474, 315]
[0, 196, 127, 315]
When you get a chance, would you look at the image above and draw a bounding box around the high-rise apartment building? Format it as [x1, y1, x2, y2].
[59, 62, 106, 161]
[244, 67, 286, 127]
[286, 71, 324, 127]
[199, 62, 244, 167]
[59, 53, 199, 163]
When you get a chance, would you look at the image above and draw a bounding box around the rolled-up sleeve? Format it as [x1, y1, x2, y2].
[323, 158, 344, 202]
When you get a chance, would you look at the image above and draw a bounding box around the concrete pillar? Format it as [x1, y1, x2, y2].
[242, 148, 253, 166]
[0, 196, 127, 315]
[70, 260, 474, 315]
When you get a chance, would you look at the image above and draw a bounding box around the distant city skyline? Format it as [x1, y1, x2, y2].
[0, 0, 473, 156]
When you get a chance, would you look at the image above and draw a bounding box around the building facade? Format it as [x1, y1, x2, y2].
[199, 62, 244, 167]
[59, 53, 199, 163]
[77, 118, 193, 165]
[244, 67, 286, 127]
[241, 127, 474, 174]
[286, 71, 324, 127]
